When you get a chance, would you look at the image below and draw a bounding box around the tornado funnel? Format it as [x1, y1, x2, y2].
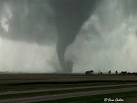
[50, 0, 98, 73]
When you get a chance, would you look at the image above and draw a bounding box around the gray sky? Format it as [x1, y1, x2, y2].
[0, 0, 137, 73]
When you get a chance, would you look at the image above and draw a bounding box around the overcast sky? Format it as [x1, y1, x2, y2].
[0, 0, 137, 73]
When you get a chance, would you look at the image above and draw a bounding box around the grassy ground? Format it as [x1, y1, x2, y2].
[0, 82, 129, 92]
[0, 83, 135, 100]
[35, 91, 137, 103]
[0, 83, 109, 92]
[0, 74, 137, 102]
[0, 74, 137, 85]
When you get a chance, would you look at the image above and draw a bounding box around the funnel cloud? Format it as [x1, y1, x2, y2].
[50, 0, 98, 73]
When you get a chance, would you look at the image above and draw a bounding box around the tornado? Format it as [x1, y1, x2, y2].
[50, 0, 98, 73]
[0, 0, 99, 73]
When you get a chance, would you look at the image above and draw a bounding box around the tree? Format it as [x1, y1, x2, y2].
[120, 71, 127, 75]
[85, 70, 94, 75]
[115, 70, 118, 75]
[108, 70, 111, 75]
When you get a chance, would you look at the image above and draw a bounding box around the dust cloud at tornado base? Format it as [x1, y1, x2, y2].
[0, 0, 137, 73]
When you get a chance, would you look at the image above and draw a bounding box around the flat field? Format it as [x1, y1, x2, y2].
[0, 73, 137, 103]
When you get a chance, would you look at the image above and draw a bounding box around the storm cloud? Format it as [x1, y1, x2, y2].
[0, 0, 137, 73]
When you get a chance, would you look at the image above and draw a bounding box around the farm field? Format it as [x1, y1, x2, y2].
[0, 73, 137, 103]
[37, 91, 137, 103]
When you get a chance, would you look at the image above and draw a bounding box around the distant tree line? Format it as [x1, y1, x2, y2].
[85, 70, 137, 76]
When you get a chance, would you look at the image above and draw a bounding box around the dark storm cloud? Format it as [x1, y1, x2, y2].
[0, 0, 56, 44]
[0, 0, 99, 73]
[0, 0, 137, 73]
[50, 0, 99, 73]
